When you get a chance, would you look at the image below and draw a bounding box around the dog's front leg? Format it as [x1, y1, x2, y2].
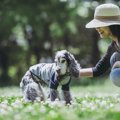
[62, 90, 72, 104]
[50, 89, 59, 101]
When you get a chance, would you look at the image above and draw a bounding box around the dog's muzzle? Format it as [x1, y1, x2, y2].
[56, 69, 61, 75]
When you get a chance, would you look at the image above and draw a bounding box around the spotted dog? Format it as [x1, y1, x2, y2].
[20, 50, 81, 104]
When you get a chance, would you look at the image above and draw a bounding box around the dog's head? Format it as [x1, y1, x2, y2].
[54, 50, 81, 77]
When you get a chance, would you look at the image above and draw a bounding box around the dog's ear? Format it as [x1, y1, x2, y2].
[65, 51, 81, 78]
[65, 51, 75, 64]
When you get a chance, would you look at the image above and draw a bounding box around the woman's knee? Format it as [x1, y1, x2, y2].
[110, 68, 120, 87]
[112, 61, 120, 70]
[110, 52, 120, 67]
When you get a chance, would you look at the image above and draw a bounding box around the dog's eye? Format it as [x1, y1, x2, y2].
[61, 60, 66, 63]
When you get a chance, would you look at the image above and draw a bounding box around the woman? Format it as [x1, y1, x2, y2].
[80, 3, 120, 87]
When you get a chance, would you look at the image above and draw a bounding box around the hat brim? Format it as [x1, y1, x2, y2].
[86, 19, 120, 28]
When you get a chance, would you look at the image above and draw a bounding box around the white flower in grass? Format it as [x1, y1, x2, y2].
[0, 103, 12, 114]
[56, 100, 66, 107]
[1, 100, 9, 105]
[11, 99, 23, 108]
[81, 100, 88, 106]
[44, 98, 50, 105]
[11, 103, 17, 108]
[49, 110, 58, 118]
[81, 107, 86, 111]
[114, 104, 120, 111]
[13, 114, 22, 120]
[109, 103, 114, 108]
[48, 99, 66, 108]
[114, 93, 120, 98]
[91, 104, 97, 110]
[61, 100, 66, 105]
[0, 103, 9, 110]
[0, 109, 7, 115]
[40, 100, 45, 105]
[50, 101, 59, 107]
[85, 93, 91, 98]
[99, 100, 107, 107]
[88, 102, 97, 110]
[95, 99, 101, 104]
[55, 98, 60, 102]
[24, 106, 35, 112]
[70, 101, 78, 108]
[40, 105, 47, 113]
[116, 98, 120, 102]
[113, 94, 120, 102]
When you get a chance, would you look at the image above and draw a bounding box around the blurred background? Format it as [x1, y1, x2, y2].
[0, 0, 119, 87]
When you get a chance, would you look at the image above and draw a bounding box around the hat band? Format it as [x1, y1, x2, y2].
[95, 15, 120, 20]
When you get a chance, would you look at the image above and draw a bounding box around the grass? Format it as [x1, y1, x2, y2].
[0, 79, 120, 120]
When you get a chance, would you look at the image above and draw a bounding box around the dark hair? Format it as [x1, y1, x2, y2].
[109, 25, 120, 42]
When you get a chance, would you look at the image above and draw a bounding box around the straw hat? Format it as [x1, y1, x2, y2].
[86, 3, 120, 28]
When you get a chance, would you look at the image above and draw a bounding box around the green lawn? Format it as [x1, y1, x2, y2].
[0, 79, 120, 120]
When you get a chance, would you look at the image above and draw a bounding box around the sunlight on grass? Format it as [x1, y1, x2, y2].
[72, 79, 120, 97]
[0, 79, 120, 120]
[0, 86, 22, 97]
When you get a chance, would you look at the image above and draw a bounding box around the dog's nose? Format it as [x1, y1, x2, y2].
[56, 68, 61, 74]
[56, 68, 60, 72]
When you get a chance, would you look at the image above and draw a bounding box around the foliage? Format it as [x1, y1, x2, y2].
[0, 85, 120, 120]
[0, 0, 119, 86]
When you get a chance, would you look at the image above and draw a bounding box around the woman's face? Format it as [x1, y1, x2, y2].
[95, 26, 112, 39]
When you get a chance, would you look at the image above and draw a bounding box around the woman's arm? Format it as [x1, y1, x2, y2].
[79, 42, 115, 78]
[79, 68, 93, 77]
